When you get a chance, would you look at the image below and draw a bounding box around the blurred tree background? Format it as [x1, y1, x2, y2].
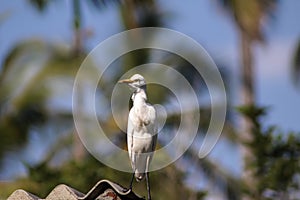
[0, 0, 300, 200]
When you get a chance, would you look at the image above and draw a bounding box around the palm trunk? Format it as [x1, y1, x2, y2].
[73, 81, 86, 162]
[241, 31, 255, 106]
[72, 0, 85, 161]
[73, 0, 82, 56]
[240, 30, 256, 199]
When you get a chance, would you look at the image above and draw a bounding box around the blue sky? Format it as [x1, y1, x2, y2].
[1, 0, 299, 133]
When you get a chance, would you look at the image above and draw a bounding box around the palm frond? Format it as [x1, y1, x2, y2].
[120, 0, 164, 29]
[0, 39, 85, 162]
[28, 0, 50, 11]
[184, 146, 242, 200]
[292, 38, 300, 85]
[217, 0, 278, 41]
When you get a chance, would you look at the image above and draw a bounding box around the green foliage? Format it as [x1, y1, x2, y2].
[238, 105, 300, 199]
[0, 154, 204, 199]
[184, 147, 242, 200]
[0, 39, 85, 165]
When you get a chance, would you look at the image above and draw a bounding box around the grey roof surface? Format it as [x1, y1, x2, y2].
[7, 179, 145, 200]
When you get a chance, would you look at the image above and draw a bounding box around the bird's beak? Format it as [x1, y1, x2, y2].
[118, 79, 133, 84]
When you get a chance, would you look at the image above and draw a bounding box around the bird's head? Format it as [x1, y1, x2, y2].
[118, 74, 146, 91]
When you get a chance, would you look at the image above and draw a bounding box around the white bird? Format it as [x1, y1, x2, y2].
[118, 74, 157, 200]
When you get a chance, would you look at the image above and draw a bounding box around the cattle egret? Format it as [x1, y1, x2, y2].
[118, 74, 157, 200]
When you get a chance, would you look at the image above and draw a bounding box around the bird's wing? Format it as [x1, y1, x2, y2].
[147, 105, 158, 152]
[127, 109, 134, 160]
[151, 131, 158, 153]
[146, 104, 156, 126]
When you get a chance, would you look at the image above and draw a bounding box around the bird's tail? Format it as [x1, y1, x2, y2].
[135, 172, 145, 182]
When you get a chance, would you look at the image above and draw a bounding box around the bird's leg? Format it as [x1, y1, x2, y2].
[145, 155, 152, 200]
[128, 171, 135, 191]
[146, 172, 151, 200]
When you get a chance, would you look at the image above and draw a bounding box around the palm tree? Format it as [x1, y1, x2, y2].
[27, 0, 122, 161]
[0, 0, 119, 175]
[216, 0, 277, 198]
[0, 39, 88, 160]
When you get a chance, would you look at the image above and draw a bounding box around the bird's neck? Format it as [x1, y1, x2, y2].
[132, 88, 147, 106]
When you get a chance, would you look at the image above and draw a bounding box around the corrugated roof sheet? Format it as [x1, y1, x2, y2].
[7, 179, 145, 200]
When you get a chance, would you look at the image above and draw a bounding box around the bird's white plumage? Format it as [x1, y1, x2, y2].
[118, 74, 157, 182]
[127, 88, 157, 181]
[118, 74, 157, 199]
